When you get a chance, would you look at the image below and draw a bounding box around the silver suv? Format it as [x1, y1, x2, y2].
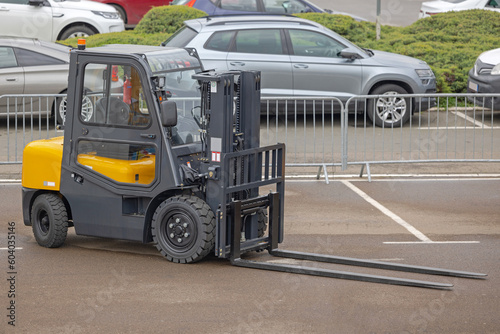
[163, 15, 436, 127]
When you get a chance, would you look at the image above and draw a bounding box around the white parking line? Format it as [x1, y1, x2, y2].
[341, 180, 481, 245]
[0, 180, 21, 184]
[452, 110, 490, 128]
[384, 241, 479, 244]
[341, 180, 431, 242]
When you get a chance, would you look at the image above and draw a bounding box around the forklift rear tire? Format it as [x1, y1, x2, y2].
[31, 194, 68, 248]
[152, 196, 215, 264]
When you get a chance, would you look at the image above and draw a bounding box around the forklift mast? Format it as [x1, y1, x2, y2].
[191, 70, 285, 258]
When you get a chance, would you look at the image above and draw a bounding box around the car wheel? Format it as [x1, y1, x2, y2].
[31, 193, 68, 248]
[55, 92, 94, 125]
[367, 84, 411, 127]
[152, 196, 215, 263]
[59, 25, 95, 40]
[110, 4, 127, 24]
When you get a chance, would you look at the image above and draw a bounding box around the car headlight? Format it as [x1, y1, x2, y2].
[491, 63, 500, 75]
[92, 11, 120, 19]
[415, 69, 434, 77]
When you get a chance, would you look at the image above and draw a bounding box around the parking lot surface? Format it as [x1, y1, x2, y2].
[1, 178, 499, 333]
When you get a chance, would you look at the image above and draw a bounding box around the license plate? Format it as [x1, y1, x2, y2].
[468, 81, 478, 92]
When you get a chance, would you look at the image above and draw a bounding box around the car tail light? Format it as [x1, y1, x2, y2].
[185, 0, 196, 7]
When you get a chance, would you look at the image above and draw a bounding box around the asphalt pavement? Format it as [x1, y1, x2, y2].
[1, 178, 499, 333]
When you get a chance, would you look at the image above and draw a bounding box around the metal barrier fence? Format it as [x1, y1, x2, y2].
[261, 93, 500, 182]
[2, 93, 499, 182]
[342, 93, 500, 181]
[0, 94, 62, 164]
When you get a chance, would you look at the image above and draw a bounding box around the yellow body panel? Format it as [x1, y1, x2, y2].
[77, 154, 156, 185]
[22, 137, 64, 190]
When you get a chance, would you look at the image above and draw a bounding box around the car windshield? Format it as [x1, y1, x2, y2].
[162, 26, 198, 48]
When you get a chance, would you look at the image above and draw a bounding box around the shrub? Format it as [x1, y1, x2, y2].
[62, 31, 168, 48]
[135, 5, 207, 34]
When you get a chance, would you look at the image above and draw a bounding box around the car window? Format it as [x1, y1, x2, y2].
[0, 47, 18, 69]
[163, 26, 197, 48]
[288, 29, 345, 58]
[486, 0, 499, 8]
[205, 31, 235, 52]
[219, 0, 258, 11]
[262, 0, 312, 14]
[14, 48, 66, 67]
[233, 29, 284, 55]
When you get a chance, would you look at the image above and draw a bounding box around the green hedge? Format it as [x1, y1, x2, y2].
[63, 6, 500, 93]
[134, 5, 207, 34]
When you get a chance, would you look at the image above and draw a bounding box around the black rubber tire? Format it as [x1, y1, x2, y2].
[152, 196, 215, 263]
[367, 84, 411, 128]
[59, 25, 95, 41]
[53, 92, 67, 126]
[31, 194, 68, 248]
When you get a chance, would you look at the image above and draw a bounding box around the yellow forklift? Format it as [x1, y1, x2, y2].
[21, 42, 486, 288]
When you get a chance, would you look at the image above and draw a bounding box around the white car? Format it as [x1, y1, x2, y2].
[467, 48, 500, 109]
[419, 0, 500, 18]
[0, 0, 124, 42]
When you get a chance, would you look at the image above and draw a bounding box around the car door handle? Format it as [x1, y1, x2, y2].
[140, 134, 156, 139]
[6, 78, 17, 82]
[230, 62, 245, 66]
[293, 64, 309, 69]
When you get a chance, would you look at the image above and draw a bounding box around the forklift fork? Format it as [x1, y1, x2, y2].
[229, 193, 487, 290]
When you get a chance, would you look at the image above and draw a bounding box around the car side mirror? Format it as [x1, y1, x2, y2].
[161, 101, 177, 127]
[340, 48, 363, 60]
[28, 0, 45, 6]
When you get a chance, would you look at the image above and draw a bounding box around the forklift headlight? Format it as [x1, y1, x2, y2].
[92, 11, 120, 19]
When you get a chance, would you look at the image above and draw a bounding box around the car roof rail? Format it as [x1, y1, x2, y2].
[204, 13, 295, 20]
[202, 14, 316, 27]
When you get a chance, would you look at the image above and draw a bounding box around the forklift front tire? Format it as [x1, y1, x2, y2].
[31, 194, 68, 248]
[152, 196, 215, 264]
